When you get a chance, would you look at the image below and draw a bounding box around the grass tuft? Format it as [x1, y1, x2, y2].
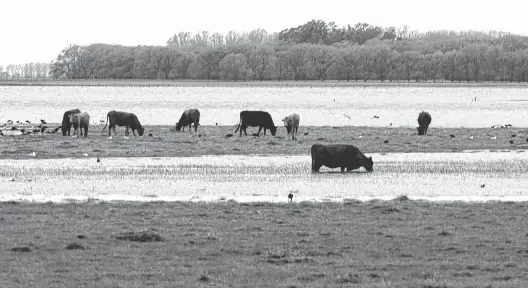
[10, 246, 31, 252]
[115, 231, 164, 242]
[65, 243, 85, 250]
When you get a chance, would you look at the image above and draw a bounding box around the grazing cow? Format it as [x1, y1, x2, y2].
[311, 144, 374, 173]
[234, 110, 278, 136]
[176, 109, 200, 132]
[61, 108, 81, 136]
[282, 113, 300, 140]
[69, 112, 90, 138]
[417, 111, 432, 135]
[102, 110, 145, 137]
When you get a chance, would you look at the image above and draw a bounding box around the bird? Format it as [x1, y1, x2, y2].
[490, 136, 497, 140]
[225, 134, 233, 138]
[509, 140, 514, 144]
[11, 126, 18, 130]
[511, 134, 516, 138]
[28, 152, 36, 157]
[40, 119, 47, 124]
[100, 120, 105, 123]
[372, 115, 380, 119]
[25, 120, 31, 124]
[107, 136, 113, 140]
[449, 134, 455, 138]
[480, 184, 485, 188]
[148, 133, 153, 137]
[384, 140, 389, 144]
[304, 132, 309, 136]
[389, 123, 392, 127]
[468, 136, 474, 140]
[288, 192, 293, 202]
[505, 124, 513, 128]
[83, 153, 89, 157]
[343, 113, 351, 120]
[123, 136, 129, 140]
[20, 129, 25, 134]
[97, 157, 100, 163]
[215, 122, 218, 126]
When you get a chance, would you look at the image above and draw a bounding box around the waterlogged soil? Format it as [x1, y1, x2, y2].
[1, 125, 528, 159]
[0, 200, 527, 287]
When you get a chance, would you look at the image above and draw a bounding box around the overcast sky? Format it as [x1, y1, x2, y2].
[1, 0, 527, 67]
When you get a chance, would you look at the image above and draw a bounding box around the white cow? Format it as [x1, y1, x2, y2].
[282, 113, 300, 140]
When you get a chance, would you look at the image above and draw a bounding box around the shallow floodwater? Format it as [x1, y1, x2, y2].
[0, 151, 527, 203]
[1, 85, 528, 127]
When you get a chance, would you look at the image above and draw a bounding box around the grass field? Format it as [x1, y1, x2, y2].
[1, 125, 527, 159]
[1, 199, 527, 287]
[2, 79, 528, 88]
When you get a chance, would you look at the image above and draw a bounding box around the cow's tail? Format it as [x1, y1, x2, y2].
[234, 115, 242, 132]
[101, 114, 109, 131]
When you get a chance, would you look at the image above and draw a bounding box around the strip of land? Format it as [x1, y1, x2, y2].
[1, 79, 528, 87]
[0, 125, 526, 159]
[0, 199, 526, 287]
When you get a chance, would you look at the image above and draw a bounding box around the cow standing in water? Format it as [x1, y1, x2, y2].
[175, 109, 200, 132]
[234, 110, 278, 136]
[417, 111, 432, 135]
[282, 113, 300, 140]
[311, 144, 374, 173]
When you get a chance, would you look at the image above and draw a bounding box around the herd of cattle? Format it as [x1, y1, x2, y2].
[2, 108, 432, 173]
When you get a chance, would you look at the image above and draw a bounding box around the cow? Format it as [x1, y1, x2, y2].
[61, 108, 81, 136]
[69, 112, 90, 138]
[282, 113, 300, 140]
[234, 110, 278, 136]
[176, 109, 200, 132]
[101, 110, 145, 137]
[311, 144, 374, 173]
[417, 111, 432, 136]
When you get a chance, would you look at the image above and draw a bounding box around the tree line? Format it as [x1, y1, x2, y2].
[0, 63, 51, 79]
[47, 20, 528, 82]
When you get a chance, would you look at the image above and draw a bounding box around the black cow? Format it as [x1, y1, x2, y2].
[234, 110, 278, 136]
[101, 110, 145, 137]
[417, 111, 432, 135]
[176, 109, 200, 132]
[61, 108, 81, 136]
[311, 144, 374, 173]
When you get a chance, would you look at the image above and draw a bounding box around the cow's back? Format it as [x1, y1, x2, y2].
[241, 110, 273, 126]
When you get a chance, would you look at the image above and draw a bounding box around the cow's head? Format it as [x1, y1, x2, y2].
[364, 156, 374, 172]
[175, 122, 183, 131]
[270, 126, 278, 136]
[138, 126, 145, 136]
[417, 126, 424, 135]
[282, 118, 292, 134]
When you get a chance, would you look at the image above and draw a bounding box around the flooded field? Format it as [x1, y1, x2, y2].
[1, 85, 528, 127]
[1, 151, 527, 203]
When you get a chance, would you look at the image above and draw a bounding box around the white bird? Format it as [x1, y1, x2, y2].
[82, 153, 89, 157]
[490, 136, 497, 140]
[468, 136, 474, 140]
[28, 152, 36, 157]
[107, 136, 113, 140]
[123, 136, 129, 140]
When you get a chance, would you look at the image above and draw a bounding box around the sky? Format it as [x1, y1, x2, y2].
[1, 0, 527, 67]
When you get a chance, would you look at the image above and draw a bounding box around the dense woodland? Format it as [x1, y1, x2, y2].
[9, 20, 528, 82]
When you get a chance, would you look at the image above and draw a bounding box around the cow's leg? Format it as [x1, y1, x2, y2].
[257, 126, 263, 136]
[132, 129, 137, 137]
[242, 125, 248, 136]
[311, 161, 321, 172]
[84, 126, 88, 137]
[341, 167, 345, 173]
[194, 122, 198, 132]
